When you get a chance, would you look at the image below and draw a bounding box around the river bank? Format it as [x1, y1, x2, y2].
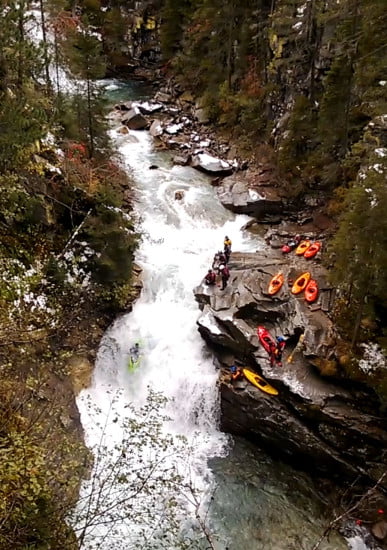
[0, 140, 143, 546]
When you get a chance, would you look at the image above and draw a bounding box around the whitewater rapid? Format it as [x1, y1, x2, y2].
[75, 125, 261, 548]
[75, 109, 371, 550]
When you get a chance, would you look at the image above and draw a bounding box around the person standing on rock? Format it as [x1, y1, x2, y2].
[212, 251, 227, 271]
[270, 336, 286, 367]
[220, 264, 230, 290]
[224, 236, 232, 263]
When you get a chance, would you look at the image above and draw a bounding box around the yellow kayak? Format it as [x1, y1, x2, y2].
[242, 368, 279, 396]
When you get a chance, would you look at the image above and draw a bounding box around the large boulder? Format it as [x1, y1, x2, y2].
[191, 153, 233, 176]
[150, 119, 163, 137]
[193, 250, 387, 483]
[216, 172, 284, 219]
[121, 107, 148, 130]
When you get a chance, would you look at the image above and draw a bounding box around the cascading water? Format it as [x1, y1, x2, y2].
[75, 82, 370, 550]
[75, 118, 261, 548]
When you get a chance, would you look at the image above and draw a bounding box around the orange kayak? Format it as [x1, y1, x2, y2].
[291, 272, 311, 294]
[305, 279, 319, 302]
[268, 272, 284, 295]
[304, 242, 321, 259]
[295, 240, 311, 255]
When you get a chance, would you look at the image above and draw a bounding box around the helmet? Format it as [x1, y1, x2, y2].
[230, 365, 237, 374]
[219, 264, 225, 271]
[276, 336, 285, 342]
[208, 269, 212, 273]
[225, 236, 229, 240]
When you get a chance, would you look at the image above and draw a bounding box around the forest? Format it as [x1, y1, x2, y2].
[0, 0, 386, 548]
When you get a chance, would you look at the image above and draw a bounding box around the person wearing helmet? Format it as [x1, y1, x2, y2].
[204, 268, 216, 285]
[224, 236, 232, 262]
[230, 365, 243, 381]
[274, 336, 286, 367]
[220, 264, 230, 290]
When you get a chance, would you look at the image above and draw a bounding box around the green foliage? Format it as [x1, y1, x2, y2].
[0, 375, 85, 550]
[160, 0, 193, 60]
[57, 15, 108, 157]
[72, 389, 210, 550]
[278, 95, 317, 185]
[82, 204, 138, 285]
[317, 54, 353, 158]
[328, 159, 387, 343]
[0, 4, 50, 172]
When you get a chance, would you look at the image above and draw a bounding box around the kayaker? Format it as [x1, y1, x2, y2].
[220, 264, 230, 290]
[267, 336, 286, 367]
[284, 234, 302, 251]
[274, 336, 286, 367]
[230, 365, 243, 381]
[129, 342, 140, 361]
[204, 268, 216, 285]
[224, 236, 232, 262]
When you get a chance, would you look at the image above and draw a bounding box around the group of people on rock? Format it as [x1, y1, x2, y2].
[229, 334, 286, 381]
[204, 236, 232, 290]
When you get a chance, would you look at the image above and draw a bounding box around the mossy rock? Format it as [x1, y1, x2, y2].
[310, 357, 339, 377]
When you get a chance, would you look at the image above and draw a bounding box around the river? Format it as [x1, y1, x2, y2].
[75, 80, 370, 550]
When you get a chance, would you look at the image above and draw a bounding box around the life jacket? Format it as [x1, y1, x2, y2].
[222, 265, 230, 278]
[224, 239, 232, 248]
[205, 271, 216, 284]
[275, 341, 286, 355]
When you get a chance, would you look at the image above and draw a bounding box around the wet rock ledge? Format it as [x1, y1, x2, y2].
[193, 249, 387, 486]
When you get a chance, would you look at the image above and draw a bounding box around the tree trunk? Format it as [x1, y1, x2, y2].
[351, 290, 365, 350]
[226, 10, 235, 90]
[39, 0, 51, 90]
[86, 76, 94, 158]
[17, 3, 25, 89]
[54, 31, 61, 96]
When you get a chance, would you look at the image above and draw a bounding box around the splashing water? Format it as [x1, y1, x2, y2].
[75, 121, 260, 548]
[74, 82, 371, 550]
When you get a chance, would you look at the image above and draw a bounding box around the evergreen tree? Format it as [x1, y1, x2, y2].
[161, 0, 193, 60]
[0, 2, 49, 172]
[329, 159, 387, 346]
[60, 17, 107, 157]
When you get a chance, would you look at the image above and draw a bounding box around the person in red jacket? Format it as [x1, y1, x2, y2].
[220, 264, 230, 290]
[204, 268, 216, 285]
[269, 336, 286, 367]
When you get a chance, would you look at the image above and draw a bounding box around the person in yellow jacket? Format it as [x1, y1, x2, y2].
[224, 236, 232, 262]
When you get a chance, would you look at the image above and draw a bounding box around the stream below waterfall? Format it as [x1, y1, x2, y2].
[76, 80, 370, 550]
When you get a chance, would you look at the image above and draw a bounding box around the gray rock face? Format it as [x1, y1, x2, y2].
[149, 119, 163, 137]
[217, 173, 285, 219]
[194, 250, 387, 482]
[191, 152, 233, 176]
[121, 107, 148, 130]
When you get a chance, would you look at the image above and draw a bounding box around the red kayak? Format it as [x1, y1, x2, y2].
[305, 279, 319, 303]
[282, 244, 291, 254]
[304, 241, 321, 259]
[257, 325, 276, 354]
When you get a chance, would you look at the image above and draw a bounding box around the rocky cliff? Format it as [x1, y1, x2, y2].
[194, 248, 387, 486]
